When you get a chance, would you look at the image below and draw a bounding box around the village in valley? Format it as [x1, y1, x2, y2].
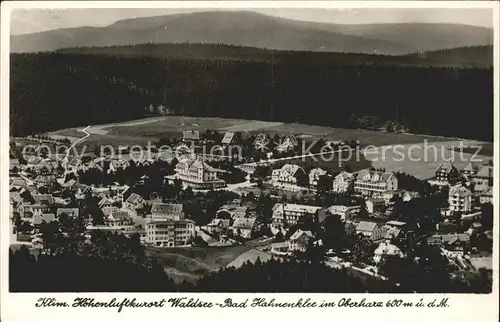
[9, 119, 494, 286]
[7, 7, 495, 293]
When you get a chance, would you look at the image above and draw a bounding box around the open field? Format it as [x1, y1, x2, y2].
[48, 116, 458, 148]
[46, 116, 492, 179]
[147, 244, 253, 283]
[365, 140, 493, 179]
[261, 123, 452, 146]
[227, 249, 273, 269]
[146, 237, 274, 284]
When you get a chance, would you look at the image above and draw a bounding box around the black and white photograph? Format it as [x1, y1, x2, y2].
[1, 1, 497, 303]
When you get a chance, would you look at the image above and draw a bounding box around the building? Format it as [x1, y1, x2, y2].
[253, 133, 270, 152]
[145, 219, 195, 247]
[56, 208, 79, 218]
[32, 213, 56, 228]
[427, 233, 470, 255]
[373, 241, 404, 264]
[308, 168, 327, 187]
[365, 198, 386, 214]
[354, 170, 398, 196]
[182, 130, 200, 144]
[105, 211, 134, 227]
[232, 217, 257, 239]
[276, 134, 299, 153]
[221, 132, 236, 145]
[332, 171, 355, 193]
[354, 221, 384, 241]
[478, 188, 493, 204]
[206, 218, 231, 234]
[270, 242, 289, 255]
[462, 163, 479, 177]
[151, 203, 185, 221]
[473, 165, 493, 192]
[287, 229, 314, 252]
[271, 164, 307, 186]
[124, 193, 146, 211]
[385, 220, 407, 230]
[271, 203, 321, 230]
[326, 205, 361, 221]
[435, 163, 460, 184]
[448, 185, 473, 213]
[166, 156, 227, 189]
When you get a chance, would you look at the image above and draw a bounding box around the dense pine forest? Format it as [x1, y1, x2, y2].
[10, 45, 493, 141]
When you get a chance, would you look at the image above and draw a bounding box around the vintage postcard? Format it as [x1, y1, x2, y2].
[1, 1, 498, 322]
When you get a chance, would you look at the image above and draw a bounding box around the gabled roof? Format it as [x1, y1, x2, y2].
[357, 169, 395, 182]
[475, 165, 493, 179]
[278, 164, 305, 177]
[355, 221, 379, 232]
[385, 220, 406, 227]
[436, 162, 457, 174]
[289, 229, 313, 241]
[221, 132, 236, 144]
[335, 171, 354, 180]
[126, 193, 145, 205]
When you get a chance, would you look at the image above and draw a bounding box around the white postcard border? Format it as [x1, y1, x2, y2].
[1, 1, 499, 322]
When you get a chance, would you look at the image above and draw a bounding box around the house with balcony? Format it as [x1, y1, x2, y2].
[165, 156, 227, 190]
[271, 203, 321, 231]
[150, 202, 185, 221]
[448, 184, 474, 213]
[145, 219, 195, 247]
[326, 205, 362, 221]
[354, 169, 398, 197]
[287, 229, 314, 252]
[271, 164, 307, 186]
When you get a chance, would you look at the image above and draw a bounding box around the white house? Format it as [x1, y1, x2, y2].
[448, 184, 473, 213]
[309, 168, 327, 187]
[271, 164, 307, 186]
[373, 241, 404, 264]
[332, 171, 355, 193]
[271, 203, 321, 230]
[354, 170, 398, 196]
[287, 229, 314, 252]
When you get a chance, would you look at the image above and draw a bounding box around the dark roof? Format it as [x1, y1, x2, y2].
[151, 203, 183, 214]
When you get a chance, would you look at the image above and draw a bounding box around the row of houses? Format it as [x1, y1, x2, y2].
[271, 165, 399, 197]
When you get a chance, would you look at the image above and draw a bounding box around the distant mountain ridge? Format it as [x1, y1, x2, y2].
[10, 11, 493, 54]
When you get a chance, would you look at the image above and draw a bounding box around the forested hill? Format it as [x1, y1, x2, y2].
[10, 49, 493, 141]
[10, 11, 493, 54]
[55, 43, 493, 68]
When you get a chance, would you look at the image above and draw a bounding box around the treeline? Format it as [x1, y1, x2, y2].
[10, 51, 493, 141]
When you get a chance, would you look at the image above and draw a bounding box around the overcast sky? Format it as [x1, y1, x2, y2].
[11, 8, 493, 35]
